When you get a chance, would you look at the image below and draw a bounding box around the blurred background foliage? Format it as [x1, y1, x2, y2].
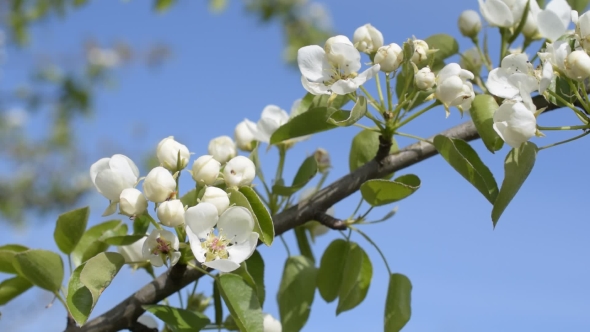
[0, 0, 333, 225]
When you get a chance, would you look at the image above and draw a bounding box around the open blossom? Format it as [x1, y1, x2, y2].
[434, 63, 475, 116]
[224, 156, 256, 188]
[486, 53, 538, 100]
[493, 97, 537, 148]
[156, 136, 190, 172]
[536, 0, 571, 41]
[185, 203, 259, 273]
[352, 24, 383, 54]
[119, 188, 148, 217]
[244, 105, 289, 144]
[478, 0, 527, 27]
[297, 35, 380, 95]
[143, 166, 176, 203]
[573, 10, 590, 52]
[208, 136, 237, 164]
[142, 229, 181, 267]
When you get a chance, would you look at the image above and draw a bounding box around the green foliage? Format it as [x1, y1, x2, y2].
[0, 276, 33, 305]
[213, 279, 223, 326]
[278, 256, 317, 332]
[317, 239, 348, 303]
[567, 0, 590, 12]
[492, 142, 538, 226]
[470, 95, 504, 153]
[102, 235, 146, 246]
[349, 129, 398, 174]
[133, 214, 152, 235]
[433, 135, 499, 204]
[239, 187, 275, 245]
[13, 249, 63, 293]
[245, 250, 266, 306]
[360, 175, 421, 206]
[273, 155, 318, 196]
[0, 244, 28, 274]
[385, 274, 413, 332]
[154, 0, 176, 12]
[424, 34, 459, 64]
[218, 274, 264, 332]
[67, 264, 93, 325]
[144, 305, 210, 332]
[328, 96, 367, 126]
[270, 107, 351, 144]
[294, 226, 315, 263]
[54, 206, 89, 254]
[336, 242, 372, 315]
[71, 219, 127, 266]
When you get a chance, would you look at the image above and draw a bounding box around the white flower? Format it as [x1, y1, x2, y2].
[245, 105, 290, 144]
[352, 24, 384, 54]
[156, 136, 190, 172]
[573, 10, 590, 52]
[201, 187, 230, 215]
[493, 98, 537, 148]
[411, 40, 429, 63]
[87, 48, 120, 68]
[224, 156, 256, 188]
[234, 121, 256, 151]
[297, 35, 380, 95]
[538, 60, 555, 94]
[374, 43, 403, 73]
[566, 50, 590, 80]
[157, 199, 186, 227]
[537, 0, 572, 41]
[538, 40, 571, 75]
[478, 0, 527, 27]
[263, 313, 282, 332]
[90, 154, 139, 202]
[434, 63, 475, 116]
[208, 136, 237, 164]
[458, 10, 482, 38]
[522, 0, 542, 38]
[415, 66, 436, 90]
[191, 155, 220, 186]
[185, 203, 259, 273]
[142, 229, 181, 267]
[486, 53, 538, 99]
[118, 237, 147, 263]
[143, 166, 176, 203]
[119, 188, 148, 217]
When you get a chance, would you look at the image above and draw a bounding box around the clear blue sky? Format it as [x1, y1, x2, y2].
[2, 0, 590, 331]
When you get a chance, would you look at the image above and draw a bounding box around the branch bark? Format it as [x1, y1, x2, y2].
[72, 95, 560, 332]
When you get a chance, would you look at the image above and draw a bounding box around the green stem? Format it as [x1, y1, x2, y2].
[360, 86, 385, 114]
[347, 93, 385, 130]
[275, 145, 287, 184]
[350, 197, 364, 219]
[546, 89, 588, 120]
[499, 28, 509, 60]
[530, 39, 547, 63]
[279, 235, 291, 256]
[351, 226, 392, 275]
[67, 255, 73, 275]
[566, 79, 590, 114]
[395, 131, 432, 144]
[473, 37, 492, 71]
[186, 262, 216, 279]
[253, 187, 270, 206]
[359, 206, 374, 221]
[177, 289, 184, 308]
[315, 171, 329, 191]
[537, 125, 589, 131]
[395, 101, 440, 129]
[375, 74, 386, 109]
[386, 73, 394, 112]
[146, 213, 162, 230]
[538, 130, 590, 150]
[54, 293, 68, 309]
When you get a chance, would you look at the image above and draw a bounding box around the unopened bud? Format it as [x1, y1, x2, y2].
[119, 188, 148, 217]
[157, 199, 185, 227]
[191, 155, 220, 186]
[415, 66, 436, 90]
[156, 136, 190, 172]
[314, 148, 331, 173]
[374, 43, 403, 73]
[143, 167, 176, 203]
[201, 187, 229, 215]
[353, 24, 384, 54]
[458, 10, 481, 38]
[567, 50, 590, 80]
[411, 40, 429, 63]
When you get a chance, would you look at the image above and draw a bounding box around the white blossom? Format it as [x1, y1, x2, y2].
[434, 63, 475, 116]
[493, 98, 537, 148]
[118, 237, 147, 263]
[263, 313, 282, 332]
[486, 53, 538, 100]
[143, 166, 176, 203]
[374, 43, 403, 73]
[234, 121, 256, 151]
[245, 105, 290, 144]
[185, 203, 259, 273]
[224, 156, 256, 188]
[156, 136, 190, 172]
[458, 10, 482, 38]
[478, 0, 527, 28]
[415, 67, 436, 90]
[411, 40, 429, 63]
[142, 229, 181, 267]
[352, 24, 384, 54]
[538, 40, 571, 77]
[536, 0, 572, 41]
[157, 199, 186, 227]
[90, 154, 139, 215]
[573, 10, 590, 52]
[191, 155, 220, 186]
[297, 35, 380, 95]
[208, 136, 237, 164]
[119, 188, 148, 218]
[200, 187, 230, 215]
[566, 50, 590, 80]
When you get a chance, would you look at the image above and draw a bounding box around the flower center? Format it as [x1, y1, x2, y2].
[323, 65, 357, 86]
[152, 236, 172, 255]
[201, 231, 231, 262]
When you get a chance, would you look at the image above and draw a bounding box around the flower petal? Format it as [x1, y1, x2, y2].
[227, 232, 259, 265]
[479, 0, 514, 27]
[538, 10, 568, 41]
[109, 154, 139, 185]
[352, 64, 380, 86]
[95, 169, 133, 201]
[90, 158, 110, 186]
[436, 63, 462, 84]
[486, 68, 520, 99]
[301, 76, 331, 95]
[203, 259, 240, 272]
[297, 45, 327, 82]
[185, 202, 219, 239]
[218, 206, 255, 244]
[186, 226, 208, 263]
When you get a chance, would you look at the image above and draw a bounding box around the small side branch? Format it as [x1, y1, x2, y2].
[313, 211, 347, 230]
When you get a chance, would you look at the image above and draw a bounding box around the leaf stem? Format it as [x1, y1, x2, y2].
[386, 73, 394, 113]
[537, 125, 589, 131]
[538, 130, 590, 150]
[375, 74, 386, 110]
[350, 226, 392, 275]
[279, 235, 291, 257]
[395, 100, 440, 129]
[186, 262, 217, 279]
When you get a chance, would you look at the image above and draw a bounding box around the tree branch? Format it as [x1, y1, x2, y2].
[73, 94, 561, 332]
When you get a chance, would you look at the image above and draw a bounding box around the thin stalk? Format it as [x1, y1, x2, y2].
[177, 289, 184, 308]
[359, 206, 374, 221]
[386, 73, 394, 112]
[395, 101, 440, 129]
[279, 235, 291, 256]
[350, 226, 392, 275]
[473, 38, 492, 71]
[350, 197, 364, 219]
[537, 125, 589, 131]
[359, 86, 385, 113]
[538, 130, 590, 150]
[315, 171, 329, 191]
[186, 262, 216, 279]
[67, 255, 73, 275]
[253, 187, 270, 206]
[353, 123, 380, 131]
[545, 89, 588, 120]
[499, 28, 509, 60]
[395, 131, 432, 144]
[566, 79, 590, 114]
[347, 93, 385, 130]
[375, 74, 386, 109]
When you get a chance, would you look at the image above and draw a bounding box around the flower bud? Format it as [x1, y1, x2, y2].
[208, 136, 237, 164]
[234, 121, 256, 151]
[200, 187, 230, 215]
[415, 66, 436, 90]
[143, 166, 176, 203]
[323, 35, 357, 68]
[156, 136, 190, 172]
[119, 188, 148, 217]
[263, 313, 282, 332]
[118, 237, 146, 263]
[223, 156, 256, 188]
[90, 154, 139, 202]
[191, 155, 220, 186]
[374, 43, 403, 73]
[459, 47, 483, 74]
[157, 199, 186, 227]
[411, 40, 429, 63]
[353, 24, 384, 54]
[567, 50, 590, 80]
[314, 148, 331, 173]
[458, 10, 481, 38]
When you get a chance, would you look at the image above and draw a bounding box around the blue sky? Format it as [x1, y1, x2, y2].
[2, 0, 590, 331]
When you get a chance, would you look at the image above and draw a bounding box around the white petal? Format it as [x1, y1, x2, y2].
[110, 154, 139, 182]
[301, 76, 331, 95]
[297, 45, 327, 82]
[328, 42, 361, 73]
[185, 202, 219, 239]
[218, 206, 255, 244]
[227, 233, 259, 265]
[186, 227, 208, 263]
[352, 64, 380, 86]
[479, 0, 514, 27]
[102, 201, 118, 217]
[486, 68, 520, 99]
[203, 259, 241, 272]
[546, 0, 572, 25]
[159, 229, 179, 250]
[436, 63, 462, 84]
[507, 73, 538, 95]
[260, 105, 290, 125]
[538, 10, 568, 41]
[501, 53, 530, 74]
[170, 252, 181, 266]
[330, 79, 360, 95]
[95, 169, 133, 201]
[149, 255, 164, 267]
[90, 158, 110, 186]
[540, 61, 554, 93]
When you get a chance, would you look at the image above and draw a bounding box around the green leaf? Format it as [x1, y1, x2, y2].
[425, 34, 459, 62]
[217, 274, 263, 332]
[567, 0, 589, 12]
[492, 142, 538, 226]
[232, 262, 258, 294]
[72, 219, 127, 266]
[239, 187, 274, 246]
[213, 279, 223, 325]
[13, 249, 63, 293]
[67, 264, 93, 325]
[180, 188, 199, 208]
[154, 0, 175, 12]
[0, 276, 33, 305]
[350, 129, 398, 177]
[291, 93, 316, 117]
[360, 175, 421, 206]
[80, 252, 125, 304]
[246, 250, 265, 306]
[294, 226, 315, 263]
[311, 93, 349, 110]
[102, 235, 146, 246]
[328, 96, 367, 126]
[144, 305, 210, 332]
[54, 206, 90, 255]
[336, 243, 372, 315]
[277, 256, 317, 332]
[273, 155, 318, 196]
[0, 244, 28, 274]
[433, 135, 499, 204]
[316, 239, 348, 303]
[270, 107, 351, 144]
[470, 95, 504, 153]
[133, 214, 151, 235]
[385, 273, 412, 332]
